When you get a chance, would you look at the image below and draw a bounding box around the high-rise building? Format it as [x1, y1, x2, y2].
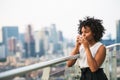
[49, 24, 59, 53]
[34, 31, 41, 56]
[58, 30, 64, 42]
[116, 20, 120, 43]
[0, 29, 5, 60]
[34, 27, 50, 57]
[0, 29, 3, 43]
[19, 33, 25, 44]
[24, 25, 35, 58]
[2, 26, 19, 57]
[41, 27, 49, 53]
[0, 43, 5, 59]
[50, 24, 58, 43]
[34, 31, 45, 57]
[8, 37, 17, 55]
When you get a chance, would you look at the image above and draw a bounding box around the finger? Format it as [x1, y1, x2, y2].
[77, 34, 80, 37]
[76, 39, 79, 43]
[83, 36, 86, 39]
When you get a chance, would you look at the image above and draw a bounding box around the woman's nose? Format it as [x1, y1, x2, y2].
[82, 33, 85, 37]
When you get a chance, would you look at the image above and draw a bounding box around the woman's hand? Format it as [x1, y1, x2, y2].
[79, 36, 89, 49]
[75, 35, 81, 48]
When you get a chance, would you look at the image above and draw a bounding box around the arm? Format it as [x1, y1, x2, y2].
[66, 46, 80, 67]
[85, 45, 106, 72]
[66, 35, 81, 67]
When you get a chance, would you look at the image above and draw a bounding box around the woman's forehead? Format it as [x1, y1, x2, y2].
[81, 26, 91, 30]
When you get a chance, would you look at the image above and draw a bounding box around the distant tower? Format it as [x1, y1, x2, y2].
[2, 26, 19, 57]
[24, 24, 35, 58]
[50, 24, 58, 43]
[58, 30, 64, 42]
[8, 37, 17, 55]
[116, 20, 120, 43]
[49, 24, 59, 53]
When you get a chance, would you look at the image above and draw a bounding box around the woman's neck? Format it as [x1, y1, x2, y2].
[89, 40, 97, 47]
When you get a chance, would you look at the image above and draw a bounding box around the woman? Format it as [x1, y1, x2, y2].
[66, 17, 108, 80]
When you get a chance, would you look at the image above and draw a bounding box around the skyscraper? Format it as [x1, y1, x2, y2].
[49, 24, 59, 53]
[116, 20, 120, 43]
[8, 37, 17, 55]
[34, 27, 49, 57]
[58, 30, 64, 42]
[2, 26, 19, 57]
[0, 43, 5, 59]
[50, 24, 58, 43]
[24, 24, 35, 58]
[0, 29, 5, 59]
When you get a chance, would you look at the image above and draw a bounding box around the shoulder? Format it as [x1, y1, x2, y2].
[98, 42, 106, 49]
[92, 42, 104, 51]
[95, 42, 106, 61]
[95, 42, 106, 56]
[96, 42, 106, 49]
[97, 43, 106, 54]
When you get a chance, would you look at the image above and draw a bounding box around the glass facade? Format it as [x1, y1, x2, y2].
[116, 20, 120, 43]
[2, 26, 19, 57]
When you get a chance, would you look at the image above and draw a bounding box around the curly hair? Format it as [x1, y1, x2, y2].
[78, 16, 105, 42]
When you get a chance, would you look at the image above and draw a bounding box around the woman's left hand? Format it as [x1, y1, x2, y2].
[80, 36, 89, 49]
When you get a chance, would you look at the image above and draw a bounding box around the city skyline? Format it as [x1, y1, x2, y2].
[0, 0, 120, 39]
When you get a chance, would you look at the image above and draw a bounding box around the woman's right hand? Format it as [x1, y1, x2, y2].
[67, 35, 81, 67]
[75, 35, 81, 48]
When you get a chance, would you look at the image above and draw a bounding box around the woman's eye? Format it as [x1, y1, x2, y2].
[85, 31, 89, 33]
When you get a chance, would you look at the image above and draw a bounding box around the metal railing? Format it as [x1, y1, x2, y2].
[0, 43, 120, 80]
[0, 54, 79, 79]
[105, 43, 120, 80]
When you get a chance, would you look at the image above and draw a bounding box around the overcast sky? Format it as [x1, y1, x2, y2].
[0, 0, 120, 40]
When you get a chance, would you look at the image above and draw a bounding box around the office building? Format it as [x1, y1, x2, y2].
[2, 26, 19, 57]
[24, 25, 35, 58]
[116, 20, 120, 43]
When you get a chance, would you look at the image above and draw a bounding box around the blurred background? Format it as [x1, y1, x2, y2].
[0, 0, 120, 80]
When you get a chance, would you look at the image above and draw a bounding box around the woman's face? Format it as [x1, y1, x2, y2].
[81, 26, 95, 42]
